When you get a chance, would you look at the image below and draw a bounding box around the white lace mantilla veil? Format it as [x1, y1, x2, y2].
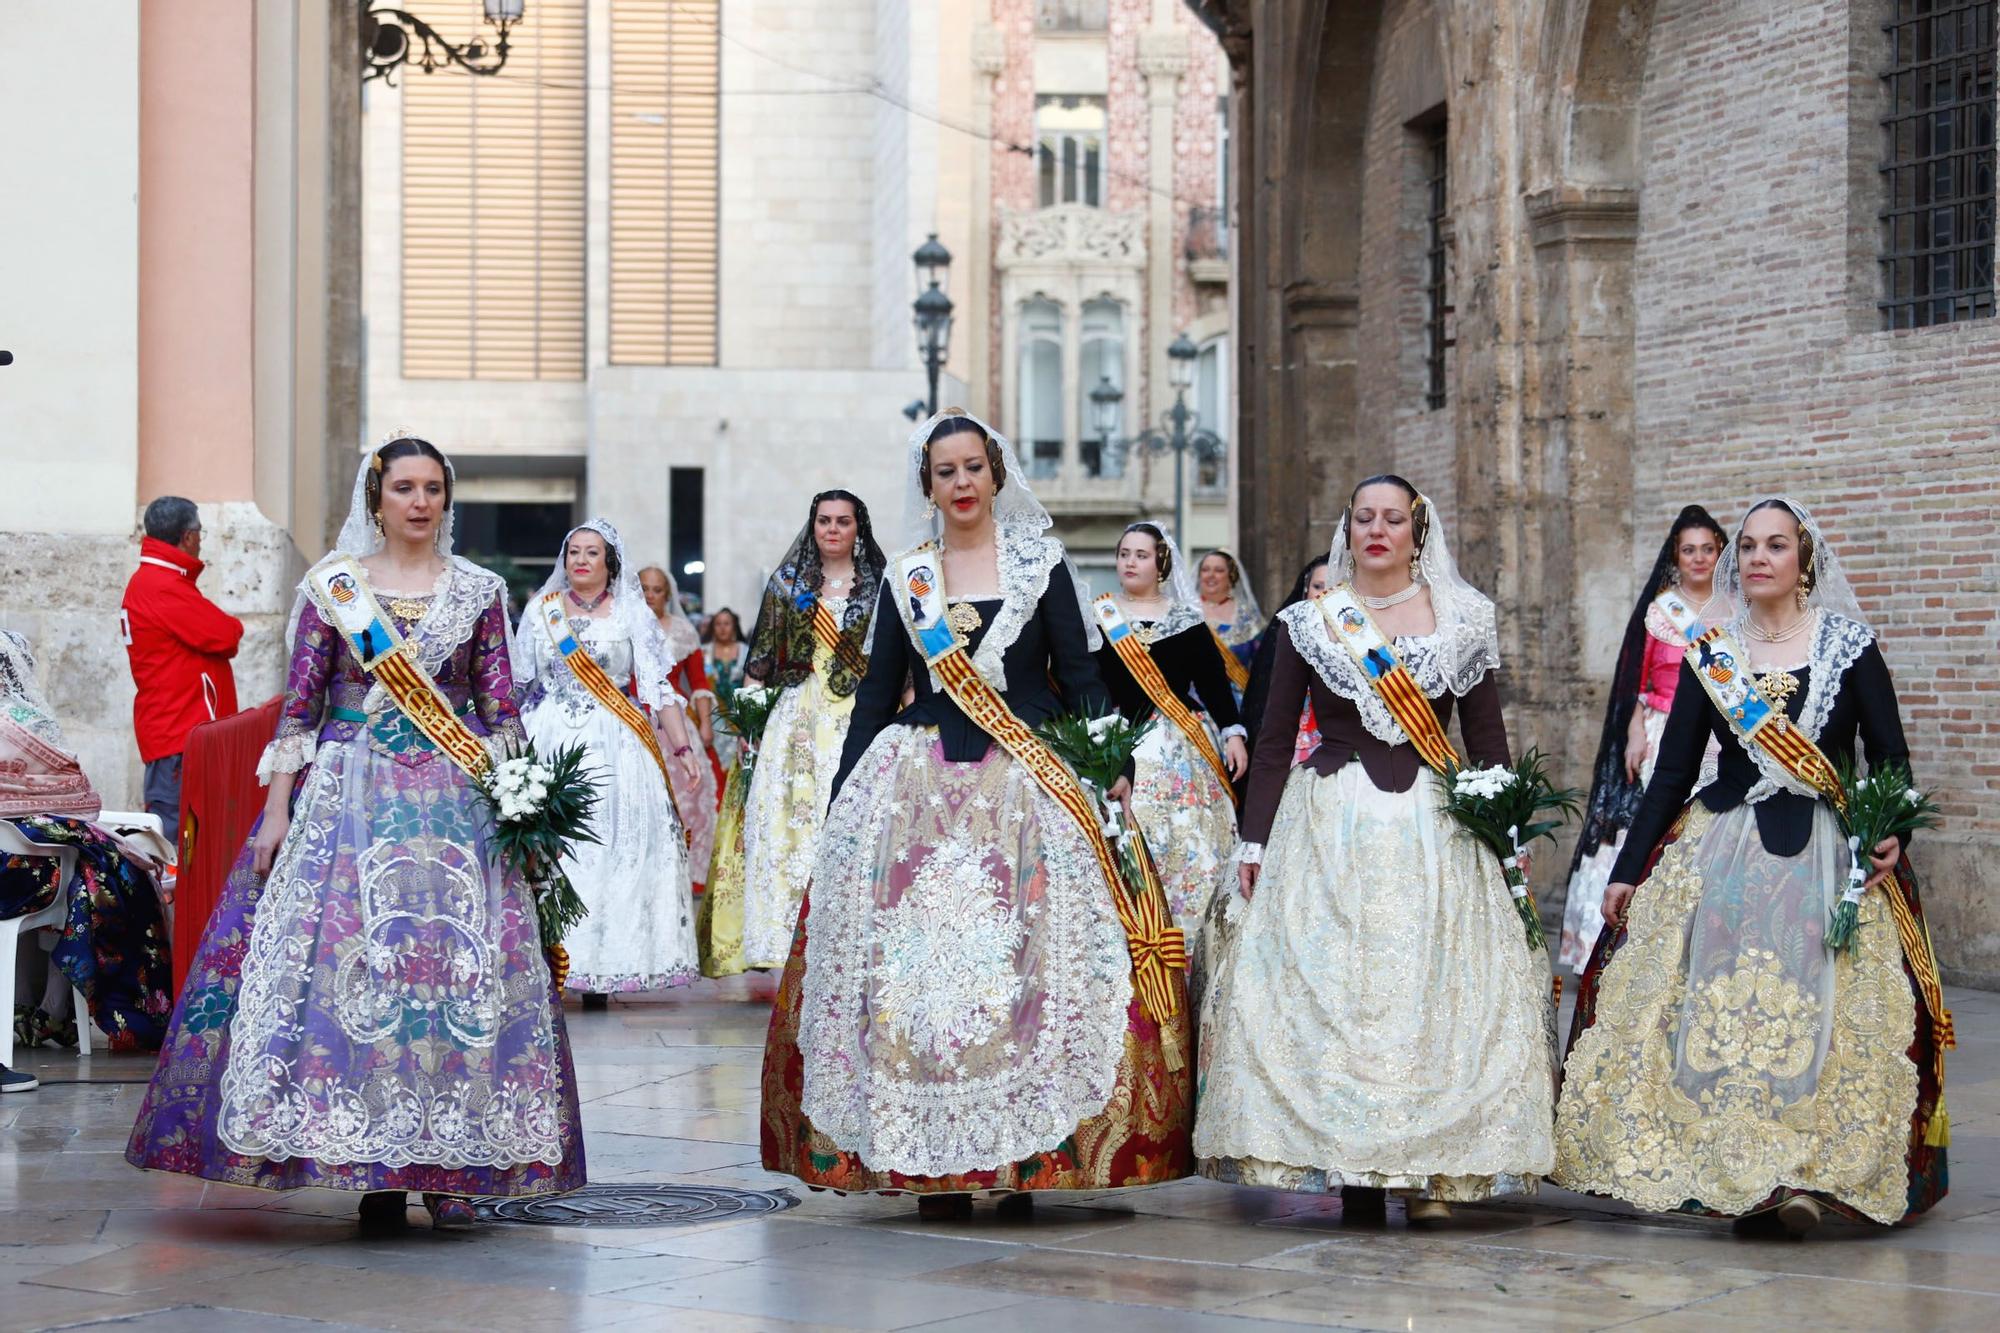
[655, 568, 704, 665]
[883, 408, 1103, 652]
[1716, 495, 1873, 634]
[515, 518, 679, 713]
[283, 439, 501, 658]
[1204, 546, 1263, 627]
[1283, 486, 1501, 706]
[0, 629, 68, 747]
[1126, 525, 1206, 637]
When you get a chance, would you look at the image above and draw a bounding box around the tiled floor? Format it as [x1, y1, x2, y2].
[5, 975, 1999, 1331]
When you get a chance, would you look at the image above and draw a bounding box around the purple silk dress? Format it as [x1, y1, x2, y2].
[127, 560, 586, 1197]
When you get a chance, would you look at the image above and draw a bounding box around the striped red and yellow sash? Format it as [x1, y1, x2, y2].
[811, 597, 869, 681]
[537, 592, 678, 805]
[1208, 624, 1250, 691]
[305, 555, 492, 781]
[1317, 587, 1462, 777]
[899, 550, 1185, 1019]
[1094, 596, 1233, 797]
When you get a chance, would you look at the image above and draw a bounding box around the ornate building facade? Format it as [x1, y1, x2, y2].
[1196, 0, 2000, 982]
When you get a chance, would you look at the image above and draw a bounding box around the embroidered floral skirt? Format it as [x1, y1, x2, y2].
[125, 741, 586, 1195]
[760, 729, 1192, 1194]
[1194, 764, 1554, 1200]
[1555, 801, 1947, 1224]
[659, 718, 719, 889]
[738, 676, 854, 971]
[1130, 722, 1236, 943]
[526, 700, 696, 994]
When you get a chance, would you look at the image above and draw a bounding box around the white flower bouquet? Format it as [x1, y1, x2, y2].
[1826, 757, 1941, 952]
[474, 740, 601, 971]
[1439, 748, 1582, 952]
[715, 682, 780, 770]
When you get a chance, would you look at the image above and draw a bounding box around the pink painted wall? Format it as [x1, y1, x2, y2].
[139, 0, 257, 503]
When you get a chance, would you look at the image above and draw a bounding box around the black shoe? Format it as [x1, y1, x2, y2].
[916, 1193, 973, 1222]
[581, 993, 610, 1012]
[1340, 1185, 1386, 1224]
[357, 1191, 409, 1228]
[994, 1192, 1034, 1220]
[0, 1065, 37, 1094]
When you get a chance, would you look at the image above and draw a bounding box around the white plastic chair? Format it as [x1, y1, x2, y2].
[0, 822, 91, 1066]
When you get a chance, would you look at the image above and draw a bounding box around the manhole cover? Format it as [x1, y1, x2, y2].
[475, 1183, 798, 1227]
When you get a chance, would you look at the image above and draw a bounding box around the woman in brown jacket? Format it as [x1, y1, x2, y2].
[1192, 476, 1555, 1225]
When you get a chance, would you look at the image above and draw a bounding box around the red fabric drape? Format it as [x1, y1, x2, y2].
[171, 696, 281, 995]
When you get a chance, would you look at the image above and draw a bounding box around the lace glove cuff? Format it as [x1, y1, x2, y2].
[256, 733, 316, 785]
[1238, 841, 1263, 866]
[1217, 724, 1248, 742]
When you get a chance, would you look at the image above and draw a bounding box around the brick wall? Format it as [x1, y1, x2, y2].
[1632, 0, 2000, 968]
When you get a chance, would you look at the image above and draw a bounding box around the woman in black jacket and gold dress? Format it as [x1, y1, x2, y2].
[1556, 497, 1950, 1236]
[760, 411, 1192, 1220]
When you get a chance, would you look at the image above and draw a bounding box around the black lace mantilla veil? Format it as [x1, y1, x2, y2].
[1562, 505, 1727, 879]
[745, 489, 887, 698]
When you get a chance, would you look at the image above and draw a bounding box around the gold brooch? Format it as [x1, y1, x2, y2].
[946, 600, 983, 637]
[387, 598, 428, 622]
[1756, 669, 1799, 711]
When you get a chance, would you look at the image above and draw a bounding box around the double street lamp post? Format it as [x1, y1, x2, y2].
[912, 234, 954, 417]
[1091, 332, 1223, 549]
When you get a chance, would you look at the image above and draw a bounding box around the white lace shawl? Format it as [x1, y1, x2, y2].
[891, 521, 1098, 694]
[1278, 595, 1501, 750]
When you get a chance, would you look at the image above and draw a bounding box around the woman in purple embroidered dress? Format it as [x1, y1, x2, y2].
[126, 438, 585, 1230]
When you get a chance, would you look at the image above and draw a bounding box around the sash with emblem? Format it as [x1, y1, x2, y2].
[809, 596, 869, 682]
[1093, 596, 1234, 798]
[897, 548, 1186, 1021]
[305, 555, 492, 781]
[1316, 586, 1462, 776]
[1208, 625, 1251, 692]
[536, 591, 679, 805]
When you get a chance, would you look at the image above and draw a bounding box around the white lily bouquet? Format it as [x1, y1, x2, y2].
[1826, 757, 1942, 952]
[474, 740, 601, 983]
[1439, 749, 1582, 952]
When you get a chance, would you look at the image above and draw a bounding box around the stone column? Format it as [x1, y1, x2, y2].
[1139, 29, 1190, 447]
[968, 24, 1006, 418]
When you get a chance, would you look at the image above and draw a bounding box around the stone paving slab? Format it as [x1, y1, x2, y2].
[4, 973, 1996, 1331]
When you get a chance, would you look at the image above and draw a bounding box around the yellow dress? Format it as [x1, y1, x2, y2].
[736, 594, 856, 970]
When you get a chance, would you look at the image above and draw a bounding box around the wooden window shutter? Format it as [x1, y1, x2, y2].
[401, 0, 587, 380]
[610, 0, 720, 365]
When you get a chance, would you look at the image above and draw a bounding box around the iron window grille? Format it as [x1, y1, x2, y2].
[1880, 0, 1997, 329]
[1423, 120, 1453, 410]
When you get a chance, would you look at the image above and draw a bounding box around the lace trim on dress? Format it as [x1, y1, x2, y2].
[1280, 600, 1494, 749]
[899, 523, 1063, 695]
[1142, 602, 1207, 640]
[355, 560, 502, 719]
[1738, 611, 1874, 804]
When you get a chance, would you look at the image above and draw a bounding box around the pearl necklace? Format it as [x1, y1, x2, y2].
[1744, 608, 1812, 643]
[1358, 581, 1422, 610]
[568, 587, 611, 613]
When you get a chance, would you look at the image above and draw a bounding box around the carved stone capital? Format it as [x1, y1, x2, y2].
[1525, 185, 1640, 250]
[971, 23, 1006, 77]
[1138, 30, 1191, 82]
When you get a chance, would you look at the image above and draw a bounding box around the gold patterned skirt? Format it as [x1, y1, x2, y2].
[738, 676, 854, 970]
[1555, 801, 1947, 1224]
[759, 728, 1192, 1194]
[1194, 764, 1555, 1200]
[1130, 720, 1237, 942]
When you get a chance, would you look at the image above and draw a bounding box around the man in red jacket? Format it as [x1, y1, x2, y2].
[121, 497, 243, 841]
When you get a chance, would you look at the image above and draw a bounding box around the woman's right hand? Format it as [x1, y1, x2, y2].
[1238, 860, 1260, 900]
[251, 813, 290, 878]
[1624, 715, 1650, 782]
[1601, 881, 1637, 929]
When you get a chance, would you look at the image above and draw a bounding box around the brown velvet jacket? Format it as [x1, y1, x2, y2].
[1241, 619, 1511, 845]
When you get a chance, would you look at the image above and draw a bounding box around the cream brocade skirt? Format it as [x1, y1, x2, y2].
[740, 675, 855, 969]
[1130, 720, 1237, 942]
[1194, 764, 1555, 1199]
[1553, 802, 1920, 1224]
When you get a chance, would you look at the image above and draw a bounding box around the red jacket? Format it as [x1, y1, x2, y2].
[121, 537, 244, 761]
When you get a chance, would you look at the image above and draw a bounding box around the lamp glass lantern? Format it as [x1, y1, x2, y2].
[914, 284, 954, 363]
[1089, 375, 1123, 442]
[485, 0, 525, 21]
[1166, 331, 1199, 394]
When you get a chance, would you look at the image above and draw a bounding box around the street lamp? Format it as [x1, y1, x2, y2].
[363, 2, 525, 84]
[1099, 332, 1223, 548]
[911, 234, 954, 416]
